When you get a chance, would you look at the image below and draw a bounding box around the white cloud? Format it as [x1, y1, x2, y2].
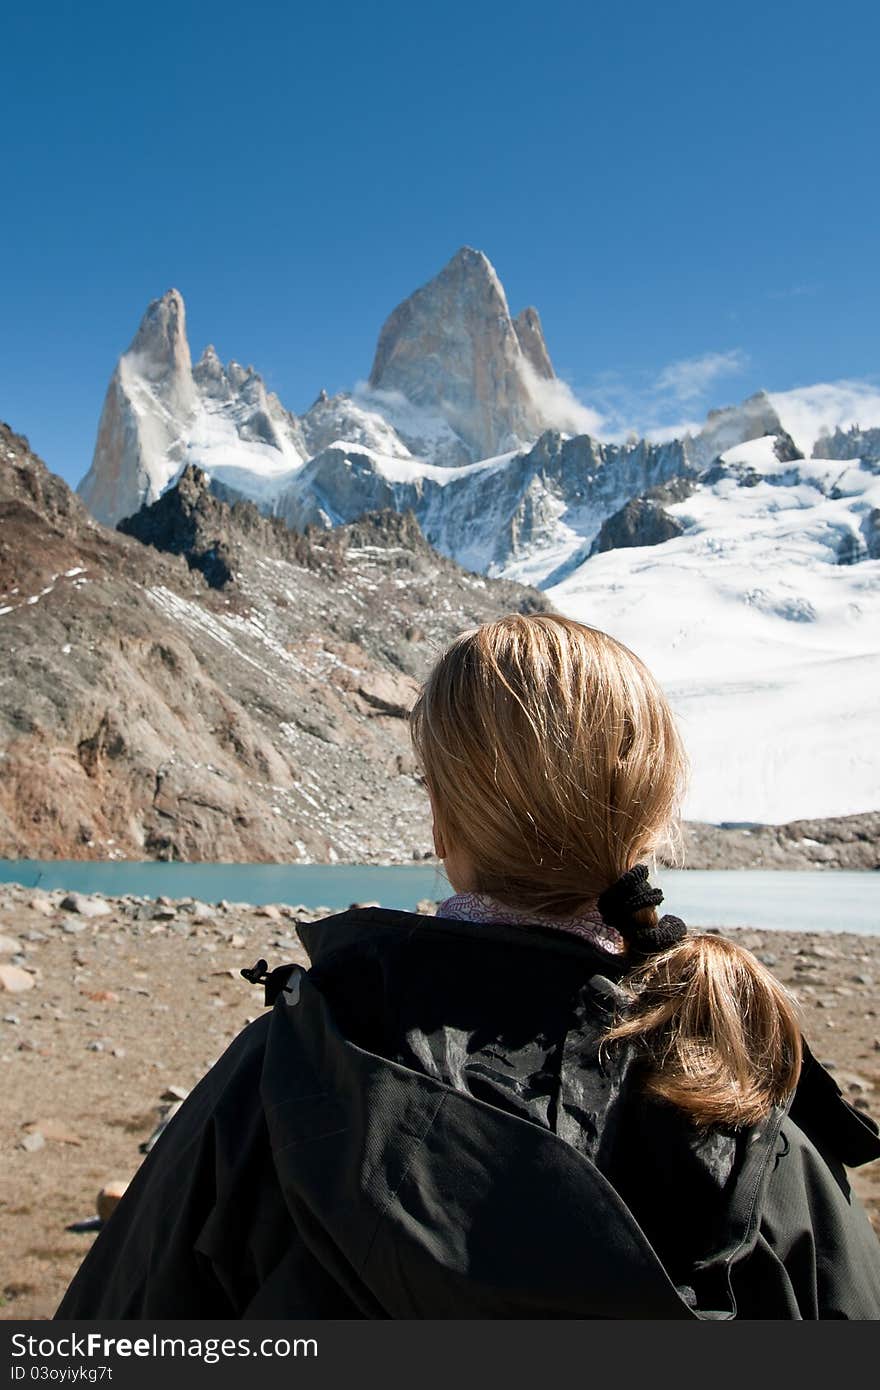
[654, 350, 749, 404]
[768, 380, 880, 455]
[578, 352, 749, 443]
[520, 360, 605, 438]
[641, 419, 706, 444]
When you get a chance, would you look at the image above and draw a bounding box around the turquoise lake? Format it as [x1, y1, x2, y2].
[0, 862, 877, 935]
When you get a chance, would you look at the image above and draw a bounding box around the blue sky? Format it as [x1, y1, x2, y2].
[1, 0, 877, 487]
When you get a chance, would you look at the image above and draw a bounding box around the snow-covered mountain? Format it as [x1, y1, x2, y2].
[75, 249, 880, 825]
[78, 248, 591, 528]
[78, 290, 310, 525]
[548, 435, 880, 822]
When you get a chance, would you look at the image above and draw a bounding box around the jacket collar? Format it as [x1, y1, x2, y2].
[295, 904, 632, 978]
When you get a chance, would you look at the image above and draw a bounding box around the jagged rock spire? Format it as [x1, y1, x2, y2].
[514, 307, 554, 380]
[368, 247, 559, 461]
[78, 290, 197, 526]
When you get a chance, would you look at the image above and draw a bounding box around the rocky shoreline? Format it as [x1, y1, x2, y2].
[1, 880, 878, 1319]
[679, 810, 880, 871]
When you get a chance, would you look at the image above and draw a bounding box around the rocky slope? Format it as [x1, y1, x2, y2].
[680, 812, 880, 871]
[0, 423, 545, 863]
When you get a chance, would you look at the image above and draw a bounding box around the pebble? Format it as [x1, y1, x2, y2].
[0, 935, 21, 954]
[20, 1131, 45, 1152]
[59, 893, 112, 918]
[0, 964, 35, 993]
[86, 1040, 104, 1052]
[3, 1013, 21, 1025]
[756, 952, 777, 967]
[255, 904, 282, 921]
[852, 973, 874, 987]
[61, 918, 87, 935]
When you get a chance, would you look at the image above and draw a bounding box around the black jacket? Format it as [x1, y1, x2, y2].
[55, 907, 880, 1320]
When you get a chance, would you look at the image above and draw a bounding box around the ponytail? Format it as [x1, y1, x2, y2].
[604, 930, 803, 1128]
[410, 615, 802, 1130]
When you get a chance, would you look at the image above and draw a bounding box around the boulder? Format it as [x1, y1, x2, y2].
[60, 893, 112, 918]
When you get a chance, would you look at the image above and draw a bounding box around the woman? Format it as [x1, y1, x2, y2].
[56, 614, 880, 1319]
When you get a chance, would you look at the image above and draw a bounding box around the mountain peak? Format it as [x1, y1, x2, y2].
[78, 289, 196, 525]
[433, 246, 509, 310]
[127, 289, 191, 380]
[367, 248, 557, 460]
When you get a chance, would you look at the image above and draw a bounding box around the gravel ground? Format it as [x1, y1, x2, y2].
[1, 882, 878, 1321]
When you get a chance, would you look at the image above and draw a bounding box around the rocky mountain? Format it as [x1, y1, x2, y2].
[687, 391, 787, 467]
[76, 248, 580, 528]
[815, 423, 880, 466]
[0, 422, 545, 862]
[273, 429, 695, 581]
[367, 246, 557, 462]
[78, 291, 309, 528]
[76, 249, 880, 587]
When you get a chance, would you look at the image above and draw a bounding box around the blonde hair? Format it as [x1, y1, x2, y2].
[410, 613, 801, 1128]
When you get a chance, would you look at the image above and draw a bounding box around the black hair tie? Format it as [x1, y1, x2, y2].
[597, 863, 687, 955]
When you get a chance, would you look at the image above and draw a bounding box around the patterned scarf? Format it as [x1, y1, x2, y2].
[437, 891, 625, 956]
